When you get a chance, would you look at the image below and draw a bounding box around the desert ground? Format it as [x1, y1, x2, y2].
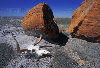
[0, 17, 100, 68]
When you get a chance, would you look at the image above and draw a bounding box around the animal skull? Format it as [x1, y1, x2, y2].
[11, 33, 50, 56]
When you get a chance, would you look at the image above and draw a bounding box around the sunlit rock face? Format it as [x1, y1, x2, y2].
[69, 0, 100, 42]
[22, 3, 59, 39]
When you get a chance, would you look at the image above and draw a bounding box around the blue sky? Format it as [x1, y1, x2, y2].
[0, 0, 84, 17]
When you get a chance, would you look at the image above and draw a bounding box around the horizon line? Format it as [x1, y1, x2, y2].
[0, 16, 71, 18]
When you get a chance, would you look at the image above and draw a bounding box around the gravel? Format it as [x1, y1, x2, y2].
[0, 24, 100, 68]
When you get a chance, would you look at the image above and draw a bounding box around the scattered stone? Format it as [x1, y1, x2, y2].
[20, 64, 24, 68]
[76, 59, 85, 65]
[13, 60, 20, 64]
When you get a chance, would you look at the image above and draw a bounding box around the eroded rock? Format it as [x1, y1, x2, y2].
[69, 0, 100, 42]
[22, 3, 59, 39]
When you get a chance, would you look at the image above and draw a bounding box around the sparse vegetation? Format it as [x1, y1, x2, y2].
[54, 17, 71, 32]
[54, 17, 71, 25]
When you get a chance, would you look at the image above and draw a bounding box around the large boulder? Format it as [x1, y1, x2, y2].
[69, 0, 100, 42]
[22, 3, 59, 39]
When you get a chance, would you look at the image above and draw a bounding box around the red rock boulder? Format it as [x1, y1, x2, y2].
[69, 0, 100, 42]
[22, 3, 59, 39]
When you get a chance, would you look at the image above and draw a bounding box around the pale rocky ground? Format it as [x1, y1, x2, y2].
[0, 21, 100, 68]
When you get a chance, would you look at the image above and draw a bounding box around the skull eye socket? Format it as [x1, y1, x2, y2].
[39, 48, 41, 50]
[32, 49, 35, 52]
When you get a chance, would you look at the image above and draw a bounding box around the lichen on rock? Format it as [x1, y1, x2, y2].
[22, 3, 59, 39]
[69, 0, 100, 42]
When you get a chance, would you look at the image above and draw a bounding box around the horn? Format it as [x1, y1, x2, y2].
[11, 33, 28, 53]
[34, 33, 42, 46]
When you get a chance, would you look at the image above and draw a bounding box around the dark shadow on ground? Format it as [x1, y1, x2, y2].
[44, 32, 69, 46]
[24, 29, 69, 46]
[71, 34, 100, 43]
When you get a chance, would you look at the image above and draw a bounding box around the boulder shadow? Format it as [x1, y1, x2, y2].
[44, 32, 69, 46]
[24, 29, 69, 46]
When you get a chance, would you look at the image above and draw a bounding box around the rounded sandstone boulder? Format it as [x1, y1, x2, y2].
[69, 0, 100, 42]
[22, 3, 59, 39]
